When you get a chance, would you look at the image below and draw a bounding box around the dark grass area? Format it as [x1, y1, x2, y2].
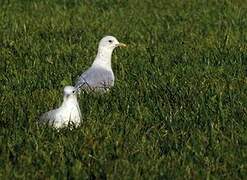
[0, 0, 247, 179]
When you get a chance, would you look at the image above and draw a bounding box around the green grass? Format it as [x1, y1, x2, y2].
[0, 0, 247, 179]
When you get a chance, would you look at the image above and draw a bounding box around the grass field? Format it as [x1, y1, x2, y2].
[0, 0, 247, 179]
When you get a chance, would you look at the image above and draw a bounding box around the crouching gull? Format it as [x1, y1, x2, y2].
[39, 86, 81, 129]
[75, 36, 126, 92]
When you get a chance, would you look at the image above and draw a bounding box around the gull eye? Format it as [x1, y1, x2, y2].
[108, 40, 113, 43]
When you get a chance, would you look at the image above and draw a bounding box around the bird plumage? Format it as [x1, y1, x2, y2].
[75, 36, 126, 93]
[39, 86, 81, 129]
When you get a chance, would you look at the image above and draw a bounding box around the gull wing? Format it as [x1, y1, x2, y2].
[75, 66, 114, 91]
[39, 109, 58, 125]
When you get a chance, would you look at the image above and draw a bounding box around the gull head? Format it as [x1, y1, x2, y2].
[98, 36, 127, 51]
[93, 36, 126, 68]
[63, 86, 76, 98]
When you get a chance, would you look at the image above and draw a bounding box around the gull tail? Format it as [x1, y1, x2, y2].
[74, 82, 87, 94]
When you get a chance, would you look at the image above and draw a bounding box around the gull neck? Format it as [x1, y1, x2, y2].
[62, 96, 78, 107]
[92, 47, 113, 70]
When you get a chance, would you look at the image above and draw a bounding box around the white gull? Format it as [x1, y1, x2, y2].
[39, 86, 81, 129]
[75, 36, 126, 92]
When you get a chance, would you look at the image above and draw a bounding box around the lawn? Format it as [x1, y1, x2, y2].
[0, 0, 247, 179]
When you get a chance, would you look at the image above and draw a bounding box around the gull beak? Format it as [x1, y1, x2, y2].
[117, 43, 127, 48]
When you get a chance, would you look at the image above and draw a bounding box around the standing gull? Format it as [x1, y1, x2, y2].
[75, 36, 126, 92]
[39, 86, 81, 129]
